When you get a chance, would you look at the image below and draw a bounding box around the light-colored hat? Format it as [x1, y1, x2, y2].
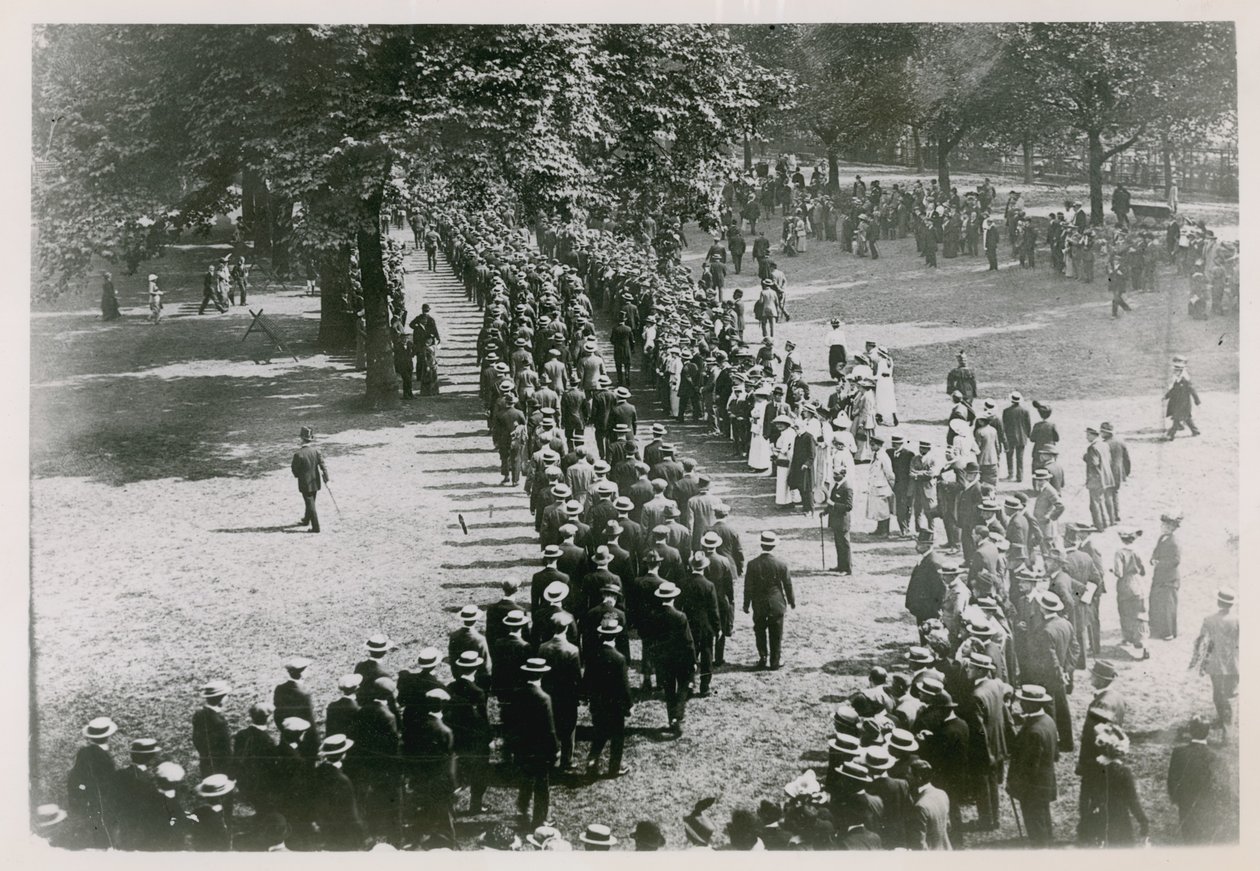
[543, 581, 570, 604]
[415, 647, 442, 669]
[318, 734, 354, 756]
[82, 717, 118, 740]
[195, 774, 237, 798]
[654, 582, 681, 599]
[200, 680, 231, 699]
[337, 674, 363, 691]
[364, 634, 392, 654]
[281, 716, 311, 733]
[579, 824, 618, 848]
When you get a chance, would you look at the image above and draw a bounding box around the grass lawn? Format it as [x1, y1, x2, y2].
[29, 212, 1238, 848]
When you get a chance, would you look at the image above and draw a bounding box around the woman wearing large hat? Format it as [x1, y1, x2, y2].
[1149, 509, 1183, 640]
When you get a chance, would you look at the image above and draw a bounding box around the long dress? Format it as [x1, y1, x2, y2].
[851, 388, 876, 463]
[1149, 532, 1181, 638]
[866, 449, 895, 524]
[807, 419, 832, 508]
[1114, 547, 1148, 647]
[748, 400, 772, 471]
[872, 350, 898, 424]
[101, 283, 121, 321]
[774, 428, 799, 505]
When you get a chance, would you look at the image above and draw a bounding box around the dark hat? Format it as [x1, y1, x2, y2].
[916, 528, 934, 544]
[1090, 660, 1118, 682]
[906, 646, 934, 665]
[1100, 422, 1114, 433]
[129, 738, 161, 757]
[928, 689, 956, 709]
[632, 820, 666, 849]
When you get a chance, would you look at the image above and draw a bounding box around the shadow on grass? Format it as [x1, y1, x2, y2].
[210, 524, 308, 534]
[449, 536, 539, 548]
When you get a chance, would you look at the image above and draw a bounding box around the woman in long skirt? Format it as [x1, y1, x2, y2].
[1149, 512, 1182, 639]
[1114, 528, 1149, 659]
[772, 418, 799, 506]
[851, 378, 877, 463]
[748, 393, 773, 472]
[1086, 725, 1150, 847]
[830, 416, 857, 481]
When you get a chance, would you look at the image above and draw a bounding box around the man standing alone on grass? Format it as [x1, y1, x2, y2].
[291, 427, 329, 533]
[743, 531, 795, 670]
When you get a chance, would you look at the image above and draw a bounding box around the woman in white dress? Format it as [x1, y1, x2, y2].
[805, 409, 833, 509]
[665, 347, 683, 418]
[851, 378, 877, 463]
[870, 345, 899, 426]
[830, 413, 857, 481]
[772, 417, 799, 506]
[748, 390, 773, 471]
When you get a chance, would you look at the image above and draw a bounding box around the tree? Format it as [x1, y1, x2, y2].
[903, 24, 1011, 192]
[1004, 22, 1237, 224]
[788, 24, 917, 193]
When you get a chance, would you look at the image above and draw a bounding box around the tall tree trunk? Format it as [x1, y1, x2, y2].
[936, 132, 953, 193]
[1161, 134, 1173, 200]
[1087, 129, 1105, 226]
[270, 196, 294, 277]
[743, 132, 753, 172]
[912, 126, 924, 172]
[1022, 135, 1034, 185]
[317, 245, 357, 350]
[357, 184, 399, 405]
[827, 149, 840, 197]
[243, 168, 272, 256]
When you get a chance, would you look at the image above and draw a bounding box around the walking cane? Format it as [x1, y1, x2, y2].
[819, 511, 827, 570]
[1009, 796, 1024, 838]
[324, 480, 344, 519]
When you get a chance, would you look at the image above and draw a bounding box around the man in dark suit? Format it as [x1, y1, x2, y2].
[189, 774, 235, 851]
[1075, 660, 1127, 843]
[66, 716, 119, 848]
[326, 675, 361, 741]
[290, 426, 329, 532]
[310, 735, 366, 850]
[1024, 592, 1080, 750]
[192, 681, 233, 778]
[647, 526, 685, 584]
[448, 605, 491, 689]
[490, 607, 529, 753]
[954, 463, 984, 564]
[273, 657, 319, 757]
[230, 703, 279, 814]
[743, 531, 795, 670]
[823, 468, 854, 574]
[680, 552, 722, 697]
[446, 651, 492, 815]
[111, 737, 164, 849]
[539, 614, 583, 770]
[1167, 715, 1220, 844]
[700, 532, 737, 667]
[585, 617, 634, 777]
[353, 635, 396, 710]
[530, 546, 570, 613]
[402, 688, 457, 847]
[1007, 684, 1059, 847]
[651, 582, 696, 734]
[905, 530, 947, 631]
[350, 677, 401, 844]
[1002, 392, 1032, 482]
[397, 647, 446, 711]
[707, 503, 744, 576]
[918, 689, 969, 839]
[960, 652, 1011, 832]
[514, 659, 560, 827]
[864, 744, 911, 849]
[486, 579, 525, 653]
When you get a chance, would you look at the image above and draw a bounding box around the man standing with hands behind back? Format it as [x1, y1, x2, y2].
[292, 426, 330, 533]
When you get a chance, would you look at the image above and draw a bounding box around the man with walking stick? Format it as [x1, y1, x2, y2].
[291, 426, 330, 533]
[821, 466, 853, 575]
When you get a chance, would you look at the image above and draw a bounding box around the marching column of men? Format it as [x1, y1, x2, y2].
[47, 198, 1235, 851]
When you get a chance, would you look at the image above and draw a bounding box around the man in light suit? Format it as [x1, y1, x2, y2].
[291, 426, 329, 532]
[907, 759, 951, 850]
